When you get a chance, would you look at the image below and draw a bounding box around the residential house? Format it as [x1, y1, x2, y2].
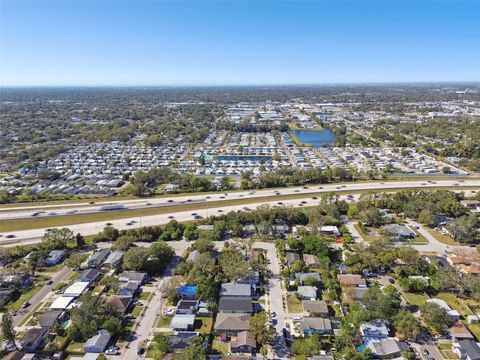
[303, 254, 320, 268]
[220, 283, 251, 298]
[0, 273, 33, 289]
[230, 331, 256, 354]
[381, 224, 417, 241]
[45, 250, 65, 266]
[285, 252, 301, 267]
[118, 271, 147, 284]
[298, 318, 332, 336]
[337, 274, 367, 288]
[186, 250, 201, 263]
[166, 332, 198, 352]
[87, 249, 110, 269]
[176, 300, 199, 315]
[360, 320, 389, 340]
[237, 270, 260, 291]
[319, 226, 340, 236]
[171, 314, 195, 331]
[177, 285, 197, 300]
[367, 338, 410, 359]
[106, 296, 133, 315]
[218, 297, 253, 313]
[83, 330, 111, 353]
[49, 296, 74, 310]
[297, 286, 318, 301]
[460, 200, 480, 210]
[119, 281, 140, 296]
[103, 251, 124, 269]
[78, 269, 100, 283]
[63, 282, 89, 297]
[426, 299, 461, 320]
[295, 272, 321, 285]
[38, 310, 65, 329]
[449, 323, 474, 340]
[0, 287, 17, 305]
[453, 340, 480, 360]
[302, 300, 329, 316]
[272, 225, 289, 237]
[214, 313, 251, 335]
[20, 328, 49, 352]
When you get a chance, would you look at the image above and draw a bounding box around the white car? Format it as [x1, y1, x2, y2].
[105, 346, 118, 355]
[164, 308, 175, 315]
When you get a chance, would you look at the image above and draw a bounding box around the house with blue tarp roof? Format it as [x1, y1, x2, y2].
[178, 285, 197, 299]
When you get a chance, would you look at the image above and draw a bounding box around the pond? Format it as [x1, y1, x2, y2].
[290, 128, 336, 147]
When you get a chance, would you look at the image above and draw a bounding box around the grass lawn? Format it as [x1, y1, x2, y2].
[156, 316, 172, 328]
[132, 305, 143, 317]
[287, 295, 304, 313]
[467, 323, 480, 341]
[436, 292, 474, 317]
[426, 228, 463, 246]
[139, 291, 152, 301]
[66, 341, 85, 354]
[353, 223, 380, 242]
[403, 292, 429, 307]
[7, 284, 43, 312]
[194, 316, 213, 334]
[212, 337, 230, 355]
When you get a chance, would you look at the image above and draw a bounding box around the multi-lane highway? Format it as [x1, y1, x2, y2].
[1, 179, 479, 247]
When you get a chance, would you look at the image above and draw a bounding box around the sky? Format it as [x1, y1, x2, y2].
[1, 0, 479, 86]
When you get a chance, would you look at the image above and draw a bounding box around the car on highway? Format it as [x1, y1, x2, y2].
[194, 215, 203, 219]
[167, 199, 174, 203]
[105, 222, 113, 226]
[217, 209, 223, 213]
[168, 215, 175, 219]
[6, 235, 16, 239]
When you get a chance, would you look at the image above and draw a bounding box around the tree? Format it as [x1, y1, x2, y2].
[152, 333, 170, 359]
[417, 209, 435, 227]
[75, 233, 85, 247]
[361, 286, 401, 320]
[193, 237, 215, 254]
[291, 334, 322, 356]
[1, 313, 18, 350]
[147, 241, 175, 274]
[94, 227, 120, 242]
[183, 224, 199, 240]
[175, 343, 206, 360]
[446, 214, 479, 243]
[249, 312, 275, 347]
[219, 248, 252, 282]
[65, 252, 87, 270]
[123, 247, 149, 271]
[421, 302, 452, 334]
[358, 207, 385, 227]
[41, 228, 75, 250]
[394, 311, 421, 341]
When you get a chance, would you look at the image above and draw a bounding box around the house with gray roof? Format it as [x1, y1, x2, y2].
[302, 300, 329, 316]
[295, 272, 321, 285]
[87, 249, 110, 268]
[214, 313, 250, 335]
[220, 283, 252, 297]
[297, 286, 318, 301]
[103, 250, 124, 269]
[171, 314, 195, 331]
[453, 339, 480, 360]
[285, 252, 301, 267]
[219, 296, 253, 313]
[367, 338, 410, 359]
[298, 317, 332, 336]
[83, 330, 111, 353]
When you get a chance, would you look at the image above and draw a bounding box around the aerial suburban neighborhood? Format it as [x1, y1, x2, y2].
[1, 0, 480, 359]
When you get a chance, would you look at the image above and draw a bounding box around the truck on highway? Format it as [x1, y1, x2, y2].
[99, 204, 126, 211]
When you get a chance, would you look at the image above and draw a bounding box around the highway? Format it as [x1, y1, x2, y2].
[1, 180, 479, 247]
[1, 179, 479, 221]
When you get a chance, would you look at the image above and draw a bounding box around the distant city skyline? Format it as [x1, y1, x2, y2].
[1, 0, 479, 86]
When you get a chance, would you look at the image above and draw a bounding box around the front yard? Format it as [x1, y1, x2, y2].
[287, 295, 304, 313]
[403, 292, 429, 307]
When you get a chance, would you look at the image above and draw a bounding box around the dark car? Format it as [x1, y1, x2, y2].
[137, 348, 145, 355]
[46, 280, 53, 285]
[167, 199, 174, 203]
[6, 234, 16, 239]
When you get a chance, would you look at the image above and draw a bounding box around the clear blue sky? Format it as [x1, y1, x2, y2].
[1, 0, 479, 86]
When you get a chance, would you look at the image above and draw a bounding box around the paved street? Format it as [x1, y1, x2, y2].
[13, 266, 72, 327]
[257, 241, 289, 359]
[120, 242, 189, 360]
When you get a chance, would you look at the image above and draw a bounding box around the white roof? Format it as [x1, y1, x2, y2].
[50, 296, 74, 309]
[63, 281, 89, 297]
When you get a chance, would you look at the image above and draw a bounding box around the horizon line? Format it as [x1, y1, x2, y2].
[2, 81, 480, 89]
